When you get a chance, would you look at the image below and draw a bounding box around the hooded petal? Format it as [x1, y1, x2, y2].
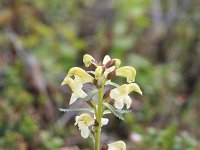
[113, 59, 121, 68]
[108, 141, 126, 150]
[128, 83, 142, 95]
[83, 54, 95, 67]
[61, 77, 77, 91]
[67, 67, 94, 83]
[116, 66, 136, 83]
[61, 77, 87, 105]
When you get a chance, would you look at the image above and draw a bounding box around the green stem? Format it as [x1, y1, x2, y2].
[95, 83, 105, 150]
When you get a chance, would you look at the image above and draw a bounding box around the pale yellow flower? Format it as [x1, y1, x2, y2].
[75, 113, 109, 139]
[108, 141, 126, 150]
[110, 83, 142, 109]
[83, 54, 95, 67]
[116, 66, 136, 83]
[61, 76, 87, 105]
[67, 67, 94, 83]
[74, 113, 94, 139]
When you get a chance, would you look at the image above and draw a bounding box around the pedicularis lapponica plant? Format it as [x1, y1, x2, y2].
[60, 54, 142, 150]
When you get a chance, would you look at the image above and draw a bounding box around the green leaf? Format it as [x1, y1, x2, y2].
[59, 108, 94, 113]
[103, 103, 125, 121]
[83, 89, 98, 101]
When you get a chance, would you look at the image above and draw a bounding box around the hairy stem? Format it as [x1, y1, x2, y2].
[95, 83, 105, 150]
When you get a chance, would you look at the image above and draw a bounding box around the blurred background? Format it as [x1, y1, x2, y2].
[0, 0, 200, 149]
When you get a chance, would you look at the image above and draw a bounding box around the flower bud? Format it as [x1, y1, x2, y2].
[105, 60, 115, 68]
[95, 66, 103, 79]
[103, 90, 110, 99]
[106, 70, 116, 80]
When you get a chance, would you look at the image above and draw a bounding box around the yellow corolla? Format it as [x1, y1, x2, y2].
[116, 66, 136, 83]
[67, 67, 94, 83]
[74, 113, 94, 139]
[110, 83, 142, 109]
[61, 76, 87, 105]
[108, 141, 126, 150]
[83, 54, 95, 67]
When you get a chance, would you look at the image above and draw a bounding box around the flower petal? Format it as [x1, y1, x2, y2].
[83, 54, 95, 67]
[69, 93, 79, 105]
[108, 141, 126, 150]
[123, 95, 132, 109]
[67, 67, 94, 83]
[81, 127, 90, 139]
[110, 89, 119, 99]
[114, 98, 124, 109]
[103, 55, 111, 65]
[101, 118, 109, 126]
[128, 83, 142, 95]
[77, 121, 87, 130]
[113, 59, 121, 68]
[116, 66, 136, 83]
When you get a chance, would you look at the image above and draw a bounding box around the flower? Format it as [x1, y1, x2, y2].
[116, 66, 136, 83]
[66, 67, 94, 83]
[110, 83, 142, 109]
[74, 113, 94, 139]
[83, 54, 95, 67]
[75, 113, 109, 139]
[107, 141, 126, 150]
[61, 76, 87, 105]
